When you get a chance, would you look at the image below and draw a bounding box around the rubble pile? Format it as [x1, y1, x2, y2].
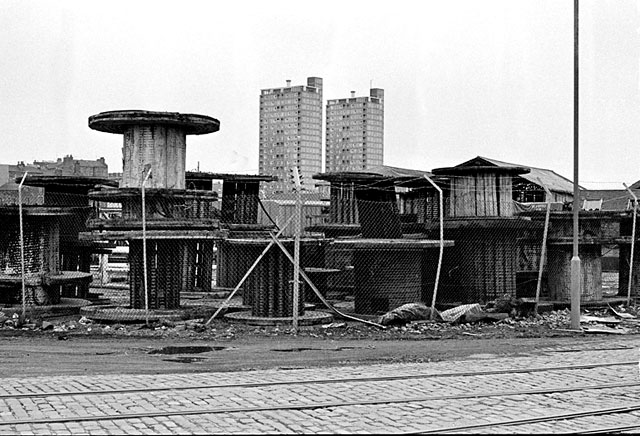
[0, 298, 638, 340]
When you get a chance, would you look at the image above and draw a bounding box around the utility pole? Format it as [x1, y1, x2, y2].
[570, 0, 581, 329]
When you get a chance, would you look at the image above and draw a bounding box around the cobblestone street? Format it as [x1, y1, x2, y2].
[0, 336, 638, 434]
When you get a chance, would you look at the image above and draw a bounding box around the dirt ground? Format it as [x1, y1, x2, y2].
[1, 305, 638, 378]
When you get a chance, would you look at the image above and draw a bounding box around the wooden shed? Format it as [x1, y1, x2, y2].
[430, 162, 538, 303]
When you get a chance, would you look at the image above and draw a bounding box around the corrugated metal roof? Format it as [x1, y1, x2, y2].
[313, 165, 433, 185]
[186, 171, 277, 182]
[356, 164, 433, 179]
[628, 180, 640, 189]
[468, 156, 579, 194]
[580, 189, 639, 211]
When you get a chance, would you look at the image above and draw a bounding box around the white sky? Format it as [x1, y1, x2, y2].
[1, 0, 639, 189]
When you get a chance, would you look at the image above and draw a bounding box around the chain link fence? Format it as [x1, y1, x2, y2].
[1, 174, 638, 327]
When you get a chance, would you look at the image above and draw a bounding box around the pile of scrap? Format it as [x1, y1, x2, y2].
[377, 295, 535, 326]
[376, 298, 640, 337]
[579, 304, 639, 334]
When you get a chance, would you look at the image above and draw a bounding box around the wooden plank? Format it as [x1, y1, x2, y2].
[149, 241, 158, 309]
[221, 181, 238, 223]
[49, 219, 61, 274]
[182, 241, 194, 295]
[581, 245, 603, 302]
[500, 174, 513, 216]
[459, 176, 474, 216]
[200, 241, 214, 292]
[450, 177, 460, 217]
[128, 240, 139, 308]
[486, 174, 498, 216]
[476, 173, 485, 216]
[494, 236, 504, 300]
[172, 241, 183, 308]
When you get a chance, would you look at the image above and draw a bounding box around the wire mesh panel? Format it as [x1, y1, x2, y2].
[4, 169, 639, 328]
[341, 242, 439, 314]
[430, 219, 543, 304]
[216, 239, 262, 290]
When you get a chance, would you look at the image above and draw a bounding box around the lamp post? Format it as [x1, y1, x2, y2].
[570, 0, 581, 329]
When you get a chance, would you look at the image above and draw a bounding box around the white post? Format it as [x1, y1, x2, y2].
[623, 183, 637, 306]
[423, 175, 444, 320]
[535, 186, 552, 314]
[18, 172, 28, 320]
[292, 166, 302, 332]
[142, 167, 152, 325]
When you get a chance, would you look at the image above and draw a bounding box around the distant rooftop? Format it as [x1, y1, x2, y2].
[464, 156, 579, 195]
[313, 164, 434, 187]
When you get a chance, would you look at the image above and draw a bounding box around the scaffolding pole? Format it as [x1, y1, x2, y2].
[624, 183, 637, 306]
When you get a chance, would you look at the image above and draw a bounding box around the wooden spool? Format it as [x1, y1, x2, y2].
[331, 239, 450, 315]
[352, 248, 423, 314]
[0, 206, 92, 305]
[129, 239, 185, 310]
[89, 110, 220, 190]
[547, 242, 603, 302]
[424, 218, 534, 304]
[221, 238, 328, 317]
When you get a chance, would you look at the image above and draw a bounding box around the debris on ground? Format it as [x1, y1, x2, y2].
[485, 294, 536, 318]
[608, 304, 637, 319]
[1, 301, 639, 340]
[378, 303, 439, 326]
[439, 304, 482, 323]
[464, 312, 510, 323]
[578, 305, 638, 335]
[580, 315, 621, 325]
[78, 316, 92, 325]
[322, 322, 346, 329]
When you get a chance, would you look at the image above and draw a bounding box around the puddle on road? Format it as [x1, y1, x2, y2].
[162, 357, 207, 363]
[271, 346, 359, 352]
[148, 346, 226, 355]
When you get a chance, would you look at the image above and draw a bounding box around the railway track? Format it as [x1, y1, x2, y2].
[0, 350, 638, 434]
[414, 403, 640, 434]
[0, 360, 634, 400]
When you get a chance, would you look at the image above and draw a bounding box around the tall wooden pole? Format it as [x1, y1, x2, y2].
[570, 0, 581, 329]
[18, 172, 28, 320]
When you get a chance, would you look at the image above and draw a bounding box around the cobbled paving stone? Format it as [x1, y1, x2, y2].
[0, 339, 638, 433]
